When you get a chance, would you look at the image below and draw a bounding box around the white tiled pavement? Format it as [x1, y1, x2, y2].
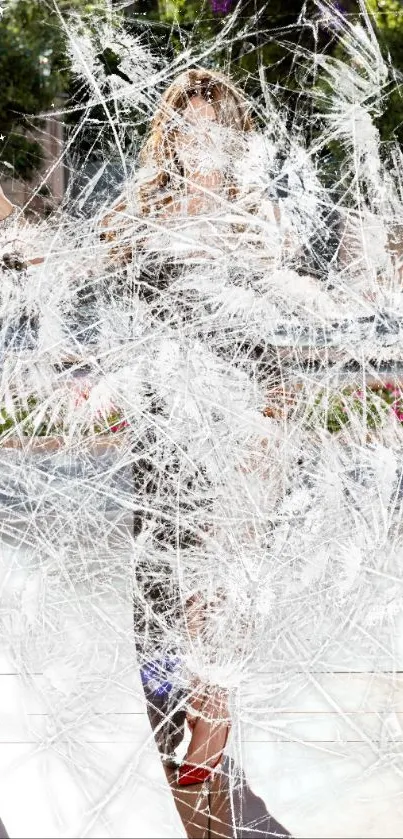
[1, 453, 403, 838]
[1, 655, 403, 837]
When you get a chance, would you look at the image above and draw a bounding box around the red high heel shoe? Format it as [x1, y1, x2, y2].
[177, 721, 231, 786]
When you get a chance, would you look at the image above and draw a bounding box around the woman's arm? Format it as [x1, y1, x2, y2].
[0, 186, 14, 221]
[0, 185, 45, 267]
[0, 186, 19, 226]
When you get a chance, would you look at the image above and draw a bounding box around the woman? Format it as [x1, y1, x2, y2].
[101, 67, 257, 782]
[1, 69, 291, 837]
[101, 67, 292, 837]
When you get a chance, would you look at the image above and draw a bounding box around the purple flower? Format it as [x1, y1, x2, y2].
[140, 657, 181, 697]
[211, 0, 233, 12]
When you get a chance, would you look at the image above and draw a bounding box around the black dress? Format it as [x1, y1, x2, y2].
[126, 253, 285, 763]
[127, 257, 212, 755]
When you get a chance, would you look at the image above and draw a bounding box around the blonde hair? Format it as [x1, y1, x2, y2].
[101, 68, 254, 256]
[138, 67, 254, 215]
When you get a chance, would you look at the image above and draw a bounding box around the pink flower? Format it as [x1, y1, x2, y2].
[385, 383, 401, 396]
[392, 406, 403, 421]
[110, 420, 130, 433]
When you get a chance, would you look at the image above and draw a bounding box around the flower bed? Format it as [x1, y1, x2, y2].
[0, 383, 130, 444]
[0, 381, 402, 446]
[308, 382, 403, 433]
[264, 381, 403, 433]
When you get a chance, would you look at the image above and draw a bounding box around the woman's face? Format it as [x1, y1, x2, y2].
[182, 94, 217, 125]
[174, 94, 224, 178]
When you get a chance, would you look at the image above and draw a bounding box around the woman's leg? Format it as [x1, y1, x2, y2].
[183, 593, 231, 771]
[184, 686, 230, 769]
[134, 558, 216, 837]
[134, 554, 187, 761]
[176, 594, 234, 838]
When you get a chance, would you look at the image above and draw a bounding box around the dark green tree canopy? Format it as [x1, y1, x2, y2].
[0, 0, 109, 179]
[1, 0, 403, 181]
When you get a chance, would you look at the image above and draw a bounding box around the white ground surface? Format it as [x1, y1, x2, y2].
[1, 639, 403, 837]
[1, 479, 403, 839]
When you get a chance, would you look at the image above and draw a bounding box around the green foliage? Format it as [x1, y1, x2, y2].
[366, 0, 403, 33]
[0, 0, 111, 179]
[306, 383, 402, 434]
[3, 0, 403, 181]
[365, 0, 403, 144]
[1, 134, 43, 181]
[0, 391, 130, 438]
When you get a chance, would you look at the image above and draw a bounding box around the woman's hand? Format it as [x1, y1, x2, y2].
[0, 188, 46, 267]
[0, 185, 14, 222]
